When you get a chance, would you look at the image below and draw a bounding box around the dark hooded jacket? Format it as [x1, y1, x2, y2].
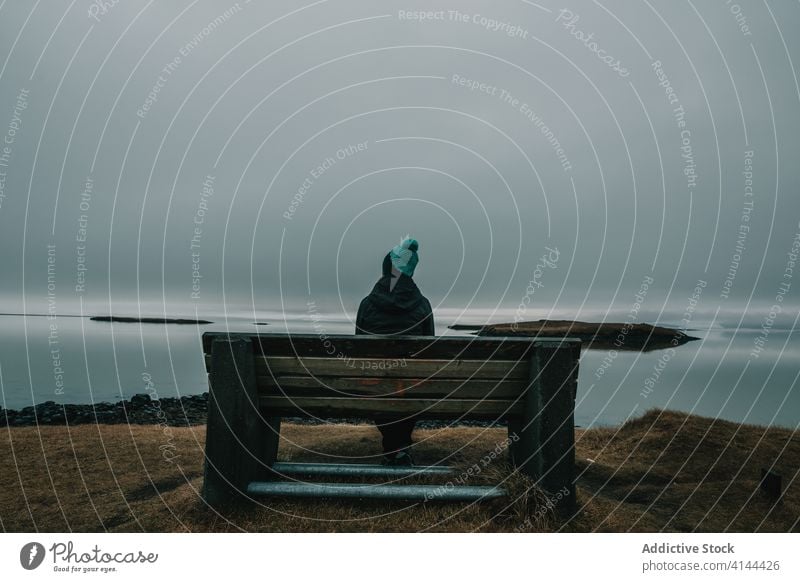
[355, 254, 434, 336]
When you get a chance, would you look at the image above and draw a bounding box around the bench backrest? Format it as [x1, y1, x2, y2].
[202, 333, 580, 420]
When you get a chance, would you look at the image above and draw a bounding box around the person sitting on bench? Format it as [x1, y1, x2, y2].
[355, 236, 435, 465]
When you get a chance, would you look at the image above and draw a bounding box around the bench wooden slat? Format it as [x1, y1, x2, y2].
[201, 332, 574, 360]
[259, 395, 522, 419]
[259, 375, 525, 397]
[204, 353, 531, 379]
[205, 354, 530, 380]
[257, 356, 529, 379]
[258, 375, 527, 399]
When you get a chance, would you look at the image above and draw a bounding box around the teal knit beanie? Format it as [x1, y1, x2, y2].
[389, 236, 419, 277]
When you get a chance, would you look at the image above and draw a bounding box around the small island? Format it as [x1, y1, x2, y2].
[450, 319, 699, 351]
[90, 316, 213, 325]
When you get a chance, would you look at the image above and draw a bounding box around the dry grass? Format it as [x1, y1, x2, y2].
[1, 410, 798, 532]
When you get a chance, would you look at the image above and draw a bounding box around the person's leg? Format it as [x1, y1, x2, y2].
[375, 416, 416, 458]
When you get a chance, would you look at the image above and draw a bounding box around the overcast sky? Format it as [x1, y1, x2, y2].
[0, 0, 798, 323]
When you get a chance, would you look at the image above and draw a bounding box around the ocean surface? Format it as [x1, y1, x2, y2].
[0, 309, 797, 429]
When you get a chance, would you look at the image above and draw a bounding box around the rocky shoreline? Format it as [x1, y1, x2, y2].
[0, 393, 503, 429]
[0, 394, 209, 427]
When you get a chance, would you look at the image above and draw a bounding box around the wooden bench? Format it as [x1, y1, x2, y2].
[201, 332, 581, 508]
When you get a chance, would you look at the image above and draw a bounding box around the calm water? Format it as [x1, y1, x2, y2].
[0, 311, 797, 429]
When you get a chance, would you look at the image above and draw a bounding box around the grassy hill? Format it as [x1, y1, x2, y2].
[1, 410, 797, 532]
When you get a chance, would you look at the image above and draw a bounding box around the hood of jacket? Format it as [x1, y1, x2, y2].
[366, 274, 426, 313]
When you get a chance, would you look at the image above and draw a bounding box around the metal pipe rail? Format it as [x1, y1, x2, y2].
[247, 481, 506, 501]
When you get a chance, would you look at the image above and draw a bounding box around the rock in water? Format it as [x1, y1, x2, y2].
[461, 319, 699, 351]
